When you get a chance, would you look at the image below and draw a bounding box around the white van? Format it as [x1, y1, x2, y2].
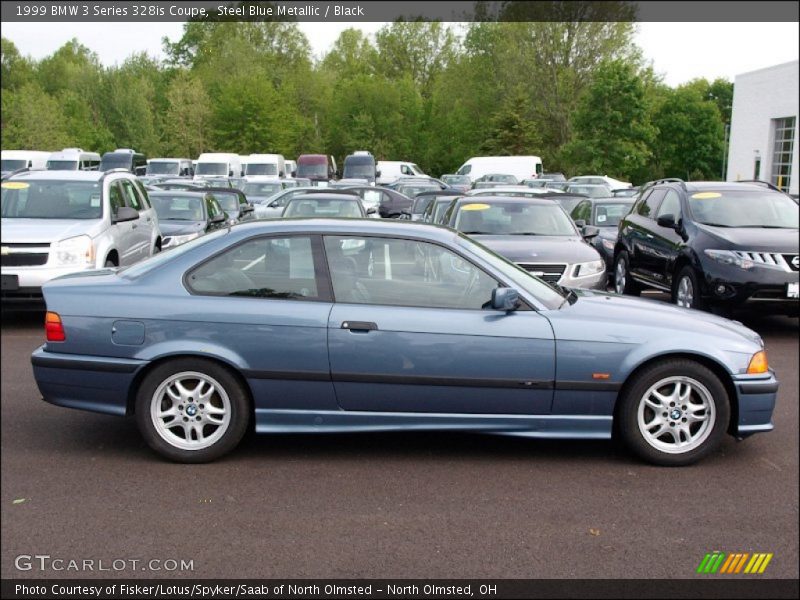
[376, 161, 427, 185]
[194, 153, 243, 180]
[1, 150, 52, 177]
[456, 156, 543, 183]
[285, 159, 297, 177]
[46, 148, 102, 172]
[244, 154, 286, 179]
[146, 158, 194, 177]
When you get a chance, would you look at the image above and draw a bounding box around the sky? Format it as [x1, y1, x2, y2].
[2, 21, 798, 86]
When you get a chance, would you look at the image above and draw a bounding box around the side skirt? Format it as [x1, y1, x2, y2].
[255, 409, 612, 439]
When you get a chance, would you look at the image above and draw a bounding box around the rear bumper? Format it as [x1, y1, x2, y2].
[31, 346, 147, 416]
[732, 372, 779, 437]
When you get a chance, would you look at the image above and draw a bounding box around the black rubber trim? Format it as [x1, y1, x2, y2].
[31, 354, 140, 373]
[555, 381, 622, 392]
[242, 369, 331, 382]
[738, 381, 780, 394]
[332, 372, 553, 389]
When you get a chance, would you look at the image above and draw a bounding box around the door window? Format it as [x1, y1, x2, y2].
[120, 179, 143, 211]
[636, 188, 666, 218]
[656, 190, 682, 221]
[324, 236, 500, 310]
[187, 236, 323, 300]
[109, 182, 125, 216]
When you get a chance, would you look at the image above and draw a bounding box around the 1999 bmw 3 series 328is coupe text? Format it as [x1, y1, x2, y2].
[31, 219, 778, 465]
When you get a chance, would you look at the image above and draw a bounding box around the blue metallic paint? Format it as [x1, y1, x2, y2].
[31, 219, 777, 443]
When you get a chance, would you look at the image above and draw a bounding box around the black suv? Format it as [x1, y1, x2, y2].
[614, 179, 799, 315]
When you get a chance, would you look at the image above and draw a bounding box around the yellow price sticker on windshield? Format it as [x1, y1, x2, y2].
[691, 192, 721, 199]
[1, 182, 30, 190]
[461, 203, 490, 211]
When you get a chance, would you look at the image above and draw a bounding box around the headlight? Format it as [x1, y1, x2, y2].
[572, 260, 605, 278]
[168, 232, 201, 246]
[601, 238, 615, 251]
[52, 235, 94, 267]
[704, 249, 753, 270]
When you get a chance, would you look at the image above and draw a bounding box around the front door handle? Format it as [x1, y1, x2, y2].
[341, 321, 378, 332]
[131, 223, 138, 229]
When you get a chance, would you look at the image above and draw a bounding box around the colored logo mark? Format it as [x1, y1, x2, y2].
[697, 552, 773, 574]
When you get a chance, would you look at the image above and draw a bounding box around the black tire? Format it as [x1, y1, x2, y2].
[618, 359, 730, 466]
[104, 258, 117, 268]
[672, 266, 706, 311]
[135, 358, 250, 463]
[613, 250, 640, 296]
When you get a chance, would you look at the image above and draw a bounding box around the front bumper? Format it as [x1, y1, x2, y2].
[1, 265, 94, 304]
[31, 346, 148, 416]
[699, 259, 799, 314]
[732, 372, 779, 437]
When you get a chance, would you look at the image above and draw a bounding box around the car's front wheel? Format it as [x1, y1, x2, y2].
[614, 251, 640, 296]
[135, 358, 250, 462]
[672, 266, 706, 310]
[618, 359, 730, 466]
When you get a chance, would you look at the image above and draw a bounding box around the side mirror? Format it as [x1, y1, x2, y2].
[376, 170, 381, 178]
[241, 204, 254, 212]
[210, 212, 227, 224]
[574, 219, 586, 229]
[366, 207, 377, 215]
[291, 170, 296, 178]
[112, 206, 139, 223]
[279, 170, 285, 178]
[491, 287, 520, 312]
[268, 200, 279, 208]
[582, 225, 599, 239]
[657, 214, 677, 230]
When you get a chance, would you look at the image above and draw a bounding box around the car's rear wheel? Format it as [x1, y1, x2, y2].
[673, 266, 706, 310]
[135, 358, 250, 463]
[614, 251, 640, 296]
[618, 359, 730, 466]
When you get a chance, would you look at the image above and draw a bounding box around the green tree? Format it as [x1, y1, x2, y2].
[652, 84, 725, 180]
[481, 86, 541, 155]
[163, 71, 212, 157]
[1, 37, 34, 91]
[1, 82, 70, 149]
[320, 28, 377, 78]
[560, 60, 656, 182]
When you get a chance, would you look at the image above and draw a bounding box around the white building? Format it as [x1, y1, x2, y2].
[726, 60, 798, 195]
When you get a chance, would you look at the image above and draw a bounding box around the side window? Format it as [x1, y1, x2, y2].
[187, 236, 322, 300]
[571, 201, 590, 222]
[637, 188, 666, 218]
[324, 236, 500, 310]
[133, 179, 151, 209]
[108, 182, 125, 216]
[656, 189, 682, 221]
[206, 196, 222, 219]
[120, 179, 143, 211]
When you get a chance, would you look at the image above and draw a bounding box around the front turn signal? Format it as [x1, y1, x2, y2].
[747, 350, 769, 374]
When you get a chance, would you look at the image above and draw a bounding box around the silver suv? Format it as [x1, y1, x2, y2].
[1, 169, 162, 306]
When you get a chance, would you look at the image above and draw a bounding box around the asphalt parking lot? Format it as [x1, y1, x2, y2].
[1, 301, 798, 580]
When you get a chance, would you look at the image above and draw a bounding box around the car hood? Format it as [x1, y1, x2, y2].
[0, 218, 104, 244]
[159, 220, 205, 236]
[697, 224, 799, 252]
[472, 235, 601, 264]
[552, 290, 762, 347]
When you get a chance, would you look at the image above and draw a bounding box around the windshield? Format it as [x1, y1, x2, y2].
[412, 196, 435, 214]
[456, 234, 566, 310]
[147, 162, 180, 175]
[245, 163, 278, 176]
[398, 184, 439, 198]
[1, 180, 103, 219]
[454, 202, 577, 236]
[195, 162, 228, 176]
[688, 190, 799, 228]
[593, 202, 632, 227]
[297, 163, 327, 178]
[442, 175, 471, 186]
[1, 159, 26, 172]
[243, 182, 282, 196]
[46, 160, 79, 171]
[284, 198, 363, 218]
[343, 162, 375, 179]
[567, 185, 610, 198]
[100, 158, 132, 171]
[211, 193, 240, 212]
[150, 195, 204, 221]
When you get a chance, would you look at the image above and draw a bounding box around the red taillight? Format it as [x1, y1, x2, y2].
[45, 311, 65, 342]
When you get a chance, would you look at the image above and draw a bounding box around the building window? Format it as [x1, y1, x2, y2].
[771, 117, 795, 192]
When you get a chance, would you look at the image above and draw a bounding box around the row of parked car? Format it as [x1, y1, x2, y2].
[2, 148, 798, 318]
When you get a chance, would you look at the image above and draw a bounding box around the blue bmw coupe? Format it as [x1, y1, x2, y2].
[31, 219, 778, 465]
